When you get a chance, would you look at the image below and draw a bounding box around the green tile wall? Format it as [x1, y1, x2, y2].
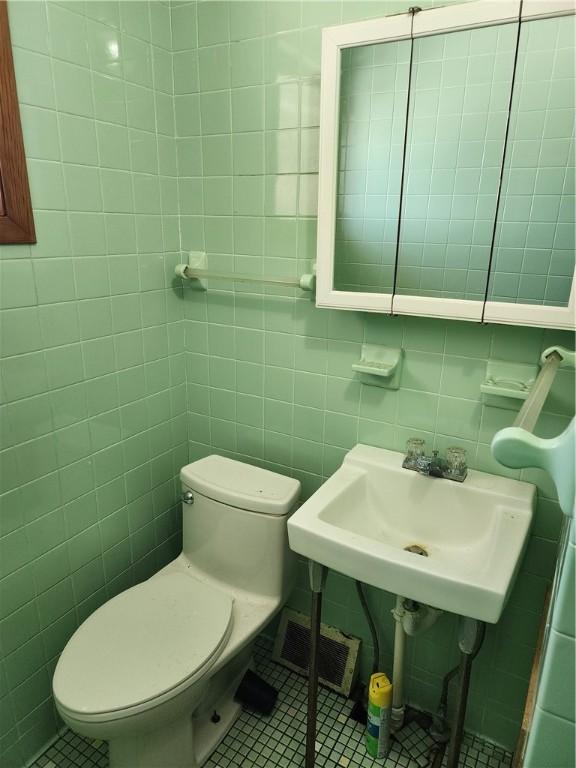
[176, 0, 575, 754]
[525, 521, 575, 767]
[0, 2, 574, 767]
[0, 2, 184, 765]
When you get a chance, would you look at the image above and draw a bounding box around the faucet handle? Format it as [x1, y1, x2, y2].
[404, 437, 426, 469]
[445, 446, 467, 481]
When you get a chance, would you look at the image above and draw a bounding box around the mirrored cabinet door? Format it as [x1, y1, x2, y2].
[484, 13, 575, 328]
[393, 23, 518, 319]
[334, 40, 410, 295]
[316, 13, 411, 312]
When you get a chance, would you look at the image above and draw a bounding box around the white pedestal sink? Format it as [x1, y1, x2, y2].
[288, 444, 535, 623]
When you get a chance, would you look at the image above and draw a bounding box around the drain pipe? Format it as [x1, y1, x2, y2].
[391, 595, 443, 730]
[391, 596, 407, 730]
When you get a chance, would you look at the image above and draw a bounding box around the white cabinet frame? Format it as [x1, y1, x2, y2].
[316, 13, 412, 314]
[315, 0, 576, 330]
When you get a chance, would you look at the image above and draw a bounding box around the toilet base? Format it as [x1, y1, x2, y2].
[108, 648, 251, 768]
[194, 695, 242, 766]
[110, 713, 196, 768]
[108, 695, 243, 768]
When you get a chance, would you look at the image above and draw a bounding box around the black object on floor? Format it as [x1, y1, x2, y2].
[349, 698, 368, 726]
[235, 669, 278, 715]
[348, 681, 368, 725]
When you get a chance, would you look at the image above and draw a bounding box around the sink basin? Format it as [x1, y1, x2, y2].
[288, 445, 535, 623]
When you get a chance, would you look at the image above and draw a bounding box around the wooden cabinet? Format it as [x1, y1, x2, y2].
[0, 0, 35, 244]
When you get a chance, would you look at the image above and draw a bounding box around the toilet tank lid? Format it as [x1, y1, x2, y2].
[181, 456, 300, 515]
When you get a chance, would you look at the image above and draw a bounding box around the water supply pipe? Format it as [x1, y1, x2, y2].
[355, 581, 380, 674]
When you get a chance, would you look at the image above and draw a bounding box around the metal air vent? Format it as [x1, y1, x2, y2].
[273, 609, 360, 696]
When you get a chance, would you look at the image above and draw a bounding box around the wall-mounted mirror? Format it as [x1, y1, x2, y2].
[316, 0, 575, 330]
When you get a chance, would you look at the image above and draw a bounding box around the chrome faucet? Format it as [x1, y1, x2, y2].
[403, 444, 467, 482]
[416, 450, 447, 478]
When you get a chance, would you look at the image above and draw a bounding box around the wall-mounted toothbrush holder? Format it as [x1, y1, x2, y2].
[352, 345, 403, 389]
[480, 360, 539, 410]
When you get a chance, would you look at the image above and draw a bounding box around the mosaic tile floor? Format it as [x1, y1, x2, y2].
[31, 644, 513, 768]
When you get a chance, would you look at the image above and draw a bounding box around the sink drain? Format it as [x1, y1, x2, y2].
[404, 544, 428, 557]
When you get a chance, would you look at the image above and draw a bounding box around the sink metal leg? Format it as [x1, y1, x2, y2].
[446, 618, 486, 768]
[306, 561, 327, 768]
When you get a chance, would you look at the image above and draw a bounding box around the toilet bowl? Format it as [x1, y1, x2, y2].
[53, 455, 301, 768]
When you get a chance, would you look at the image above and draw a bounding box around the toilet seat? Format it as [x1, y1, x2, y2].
[53, 572, 233, 722]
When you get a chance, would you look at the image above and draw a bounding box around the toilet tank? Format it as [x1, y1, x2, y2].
[180, 456, 301, 601]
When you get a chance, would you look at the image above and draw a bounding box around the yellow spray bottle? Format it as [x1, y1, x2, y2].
[366, 672, 393, 758]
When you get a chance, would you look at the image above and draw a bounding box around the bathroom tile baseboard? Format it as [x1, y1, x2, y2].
[30, 640, 512, 768]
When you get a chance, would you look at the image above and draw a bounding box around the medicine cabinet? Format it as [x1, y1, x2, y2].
[316, 0, 575, 329]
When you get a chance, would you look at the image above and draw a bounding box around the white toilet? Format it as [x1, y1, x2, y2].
[53, 455, 301, 768]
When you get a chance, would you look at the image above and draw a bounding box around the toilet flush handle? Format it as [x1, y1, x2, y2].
[182, 491, 194, 505]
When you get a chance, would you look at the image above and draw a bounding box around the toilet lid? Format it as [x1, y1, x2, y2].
[53, 572, 233, 716]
